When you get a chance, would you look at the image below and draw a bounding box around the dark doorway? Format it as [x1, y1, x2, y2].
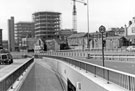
[67, 79, 76, 91]
[44, 43, 47, 51]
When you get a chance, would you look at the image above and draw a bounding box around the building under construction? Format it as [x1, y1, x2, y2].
[33, 11, 61, 39]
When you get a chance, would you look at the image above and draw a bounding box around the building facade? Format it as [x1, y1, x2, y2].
[8, 17, 15, 52]
[33, 11, 61, 39]
[0, 29, 2, 49]
[21, 38, 37, 52]
[15, 22, 35, 49]
[58, 29, 77, 41]
[2, 40, 8, 49]
[67, 33, 89, 50]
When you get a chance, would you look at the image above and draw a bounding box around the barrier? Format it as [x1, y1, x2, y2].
[0, 58, 34, 91]
[45, 50, 135, 61]
[42, 55, 135, 91]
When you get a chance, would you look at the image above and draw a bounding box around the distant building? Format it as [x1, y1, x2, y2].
[33, 11, 61, 39]
[21, 37, 37, 52]
[34, 38, 46, 52]
[127, 17, 135, 36]
[8, 17, 15, 52]
[15, 22, 35, 49]
[0, 29, 2, 49]
[2, 40, 8, 49]
[67, 33, 89, 50]
[58, 29, 77, 41]
[46, 39, 62, 51]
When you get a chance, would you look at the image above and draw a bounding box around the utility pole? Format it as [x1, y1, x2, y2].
[72, 0, 86, 32]
[72, 0, 77, 32]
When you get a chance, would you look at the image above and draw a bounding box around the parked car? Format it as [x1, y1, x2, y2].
[0, 53, 13, 64]
[126, 46, 135, 51]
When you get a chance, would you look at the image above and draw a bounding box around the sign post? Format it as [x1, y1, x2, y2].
[99, 25, 106, 67]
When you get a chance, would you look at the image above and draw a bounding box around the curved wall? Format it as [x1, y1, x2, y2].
[43, 57, 108, 91]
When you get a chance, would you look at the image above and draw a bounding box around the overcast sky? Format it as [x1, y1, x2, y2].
[0, 0, 135, 40]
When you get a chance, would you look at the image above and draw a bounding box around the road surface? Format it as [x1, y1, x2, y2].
[19, 59, 63, 91]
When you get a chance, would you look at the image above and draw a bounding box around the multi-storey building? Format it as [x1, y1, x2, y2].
[33, 11, 61, 39]
[0, 29, 2, 49]
[8, 17, 15, 51]
[15, 22, 34, 48]
[2, 40, 8, 49]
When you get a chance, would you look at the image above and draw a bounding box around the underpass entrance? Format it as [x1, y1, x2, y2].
[67, 79, 76, 91]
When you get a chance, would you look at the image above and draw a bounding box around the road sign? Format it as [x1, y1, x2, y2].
[99, 25, 106, 33]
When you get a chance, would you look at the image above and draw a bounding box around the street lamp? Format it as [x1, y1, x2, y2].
[99, 25, 106, 67]
[86, 0, 90, 49]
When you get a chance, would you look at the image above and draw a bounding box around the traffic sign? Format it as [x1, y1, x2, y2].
[99, 25, 106, 33]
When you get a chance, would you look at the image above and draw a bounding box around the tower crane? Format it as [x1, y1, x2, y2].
[72, 0, 86, 32]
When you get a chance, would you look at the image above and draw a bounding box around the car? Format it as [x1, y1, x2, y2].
[126, 46, 135, 51]
[0, 53, 13, 64]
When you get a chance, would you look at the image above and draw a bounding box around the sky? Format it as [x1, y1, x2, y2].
[0, 0, 135, 40]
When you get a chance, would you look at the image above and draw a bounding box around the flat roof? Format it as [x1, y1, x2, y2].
[33, 11, 61, 15]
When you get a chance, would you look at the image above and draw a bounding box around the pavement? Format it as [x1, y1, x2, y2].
[0, 58, 32, 80]
[19, 59, 63, 91]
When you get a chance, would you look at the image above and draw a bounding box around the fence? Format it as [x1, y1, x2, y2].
[42, 55, 135, 91]
[40, 51, 135, 62]
[0, 58, 34, 91]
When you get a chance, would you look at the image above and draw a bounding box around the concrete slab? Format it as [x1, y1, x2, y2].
[19, 59, 63, 91]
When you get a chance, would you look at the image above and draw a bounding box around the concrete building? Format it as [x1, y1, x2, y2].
[2, 40, 8, 49]
[67, 33, 89, 50]
[58, 29, 77, 41]
[0, 29, 2, 49]
[15, 22, 34, 49]
[8, 17, 15, 52]
[33, 11, 61, 39]
[21, 37, 37, 52]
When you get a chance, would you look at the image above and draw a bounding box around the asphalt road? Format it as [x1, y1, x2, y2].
[19, 59, 63, 91]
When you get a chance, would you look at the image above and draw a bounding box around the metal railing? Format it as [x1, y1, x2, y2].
[0, 58, 34, 91]
[40, 51, 135, 61]
[42, 55, 135, 91]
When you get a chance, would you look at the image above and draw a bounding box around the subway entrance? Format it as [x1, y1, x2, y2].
[67, 79, 76, 91]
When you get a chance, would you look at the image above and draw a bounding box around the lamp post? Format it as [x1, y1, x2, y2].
[99, 25, 106, 67]
[87, 0, 90, 49]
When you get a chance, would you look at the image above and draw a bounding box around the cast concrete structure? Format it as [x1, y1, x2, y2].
[15, 22, 34, 48]
[0, 29, 2, 49]
[33, 11, 61, 39]
[8, 17, 15, 52]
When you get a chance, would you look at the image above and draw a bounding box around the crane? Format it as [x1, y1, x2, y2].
[72, 0, 86, 32]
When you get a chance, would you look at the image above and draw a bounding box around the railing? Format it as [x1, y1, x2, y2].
[40, 51, 135, 62]
[55, 48, 126, 52]
[42, 55, 135, 91]
[0, 58, 34, 91]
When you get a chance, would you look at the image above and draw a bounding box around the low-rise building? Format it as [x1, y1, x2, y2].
[15, 22, 35, 50]
[21, 37, 37, 52]
[67, 33, 89, 50]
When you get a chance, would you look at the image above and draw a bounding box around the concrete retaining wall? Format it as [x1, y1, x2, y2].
[43, 57, 108, 91]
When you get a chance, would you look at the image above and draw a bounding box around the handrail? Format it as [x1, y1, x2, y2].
[0, 58, 34, 91]
[42, 55, 135, 91]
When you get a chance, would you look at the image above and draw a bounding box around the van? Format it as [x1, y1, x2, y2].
[0, 53, 13, 64]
